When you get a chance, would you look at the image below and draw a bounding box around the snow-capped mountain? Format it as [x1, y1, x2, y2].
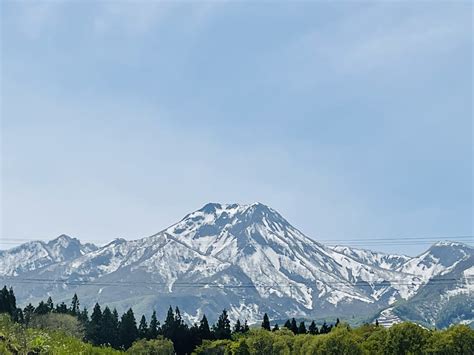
[0, 234, 97, 277]
[0, 203, 472, 327]
[331, 246, 411, 271]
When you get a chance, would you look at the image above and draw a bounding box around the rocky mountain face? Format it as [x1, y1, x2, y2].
[0, 203, 472, 327]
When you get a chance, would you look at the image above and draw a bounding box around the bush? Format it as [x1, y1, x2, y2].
[29, 313, 85, 339]
[127, 337, 175, 354]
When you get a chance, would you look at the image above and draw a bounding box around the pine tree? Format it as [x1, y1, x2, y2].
[213, 309, 231, 340]
[335, 318, 340, 327]
[375, 319, 379, 327]
[23, 303, 35, 326]
[70, 293, 80, 316]
[290, 318, 298, 334]
[8, 288, 16, 315]
[320, 321, 329, 334]
[119, 308, 138, 349]
[0, 286, 8, 314]
[138, 315, 148, 339]
[148, 310, 159, 339]
[284, 319, 292, 330]
[87, 303, 102, 345]
[55, 302, 68, 314]
[233, 319, 242, 333]
[162, 306, 176, 339]
[78, 307, 89, 326]
[261, 313, 271, 331]
[243, 320, 250, 333]
[34, 301, 50, 315]
[14, 308, 24, 323]
[199, 314, 212, 340]
[101, 306, 119, 348]
[46, 296, 54, 312]
[308, 320, 319, 335]
[272, 323, 280, 332]
[298, 321, 307, 334]
[111, 309, 120, 347]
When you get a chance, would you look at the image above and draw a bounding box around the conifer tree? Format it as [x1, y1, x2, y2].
[162, 306, 176, 339]
[375, 319, 379, 327]
[23, 303, 35, 326]
[298, 321, 307, 334]
[101, 306, 119, 348]
[290, 318, 298, 334]
[213, 309, 231, 339]
[13, 308, 23, 324]
[78, 307, 89, 326]
[119, 308, 138, 349]
[87, 303, 102, 345]
[46, 296, 54, 312]
[199, 314, 212, 340]
[34, 301, 50, 315]
[335, 318, 340, 327]
[320, 321, 329, 334]
[0, 286, 17, 317]
[284, 319, 292, 330]
[233, 319, 242, 333]
[55, 302, 68, 314]
[272, 323, 280, 332]
[243, 320, 250, 333]
[308, 320, 319, 335]
[148, 310, 160, 339]
[70, 293, 80, 316]
[261, 313, 271, 331]
[138, 315, 148, 339]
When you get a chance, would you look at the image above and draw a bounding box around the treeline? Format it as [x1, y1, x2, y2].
[2, 286, 473, 354]
[0, 286, 336, 354]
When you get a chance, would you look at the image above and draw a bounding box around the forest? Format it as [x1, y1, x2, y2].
[1, 285, 473, 354]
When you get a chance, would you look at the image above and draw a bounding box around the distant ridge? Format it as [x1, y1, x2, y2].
[1, 203, 472, 327]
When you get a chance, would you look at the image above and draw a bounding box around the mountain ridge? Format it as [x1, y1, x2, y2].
[0, 203, 472, 327]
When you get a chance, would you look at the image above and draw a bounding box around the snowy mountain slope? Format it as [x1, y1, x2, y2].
[396, 241, 473, 281]
[0, 235, 97, 277]
[393, 252, 474, 328]
[0, 203, 472, 325]
[331, 246, 411, 271]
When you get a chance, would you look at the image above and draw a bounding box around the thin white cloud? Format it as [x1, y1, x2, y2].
[265, 3, 471, 88]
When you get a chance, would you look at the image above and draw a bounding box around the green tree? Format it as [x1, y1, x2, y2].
[386, 322, 429, 355]
[23, 303, 35, 326]
[199, 314, 212, 340]
[55, 302, 68, 314]
[148, 310, 160, 339]
[242, 320, 250, 333]
[308, 320, 318, 335]
[248, 329, 274, 355]
[233, 319, 242, 333]
[119, 308, 138, 349]
[138, 315, 148, 339]
[87, 303, 102, 345]
[126, 337, 174, 355]
[34, 301, 50, 315]
[101, 306, 119, 348]
[290, 318, 298, 334]
[428, 324, 474, 355]
[230, 338, 251, 355]
[213, 309, 231, 340]
[29, 313, 85, 339]
[298, 321, 307, 334]
[272, 323, 280, 332]
[70, 293, 80, 316]
[262, 313, 271, 331]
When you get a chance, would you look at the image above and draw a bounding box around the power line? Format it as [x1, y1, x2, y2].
[0, 235, 472, 246]
[1, 276, 471, 289]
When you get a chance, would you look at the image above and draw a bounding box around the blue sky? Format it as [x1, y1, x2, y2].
[1, 1, 472, 255]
